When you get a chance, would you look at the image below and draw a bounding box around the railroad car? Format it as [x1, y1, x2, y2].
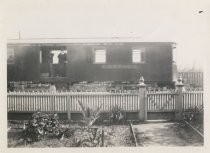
[7, 38, 178, 88]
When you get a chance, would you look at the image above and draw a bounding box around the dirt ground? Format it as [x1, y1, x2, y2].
[99, 125, 135, 147]
[133, 121, 203, 146]
[8, 121, 203, 147]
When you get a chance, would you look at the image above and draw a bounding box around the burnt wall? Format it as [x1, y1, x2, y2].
[7, 42, 173, 85]
[66, 42, 173, 83]
[7, 46, 41, 81]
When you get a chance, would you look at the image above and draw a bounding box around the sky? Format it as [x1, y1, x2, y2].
[1, 0, 210, 70]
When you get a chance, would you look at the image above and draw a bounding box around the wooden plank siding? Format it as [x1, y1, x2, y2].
[179, 71, 203, 87]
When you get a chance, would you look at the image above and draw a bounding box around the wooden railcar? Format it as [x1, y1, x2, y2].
[7, 38, 177, 88]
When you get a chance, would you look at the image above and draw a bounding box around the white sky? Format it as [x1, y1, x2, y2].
[1, 0, 210, 70]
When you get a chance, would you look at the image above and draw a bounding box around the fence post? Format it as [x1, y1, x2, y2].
[175, 76, 185, 120]
[49, 87, 56, 111]
[138, 76, 147, 121]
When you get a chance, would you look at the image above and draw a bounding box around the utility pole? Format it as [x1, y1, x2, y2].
[19, 30, 21, 39]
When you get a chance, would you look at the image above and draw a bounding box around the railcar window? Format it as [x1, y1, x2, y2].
[94, 48, 106, 63]
[132, 49, 145, 63]
[39, 50, 42, 63]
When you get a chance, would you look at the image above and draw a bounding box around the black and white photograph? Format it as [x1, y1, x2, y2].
[0, 0, 210, 151]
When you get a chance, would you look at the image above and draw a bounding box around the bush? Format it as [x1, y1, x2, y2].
[109, 105, 125, 124]
[182, 105, 203, 123]
[77, 100, 103, 127]
[24, 112, 61, 142]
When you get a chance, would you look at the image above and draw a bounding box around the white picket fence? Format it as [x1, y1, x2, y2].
[182, 91, 203, 110]
[146, 92, 177, 112]
[7, 90, 203, 113]
[7, 92, 139, 112]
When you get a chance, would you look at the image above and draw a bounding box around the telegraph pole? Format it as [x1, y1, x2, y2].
[18, 30, 21, 39]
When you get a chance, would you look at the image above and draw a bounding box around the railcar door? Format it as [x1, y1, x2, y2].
[40, 47, 67, 78]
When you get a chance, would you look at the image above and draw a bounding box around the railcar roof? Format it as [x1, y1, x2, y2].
[7, 38, 176, 45]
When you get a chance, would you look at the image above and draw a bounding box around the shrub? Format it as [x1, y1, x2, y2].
[24, 111, 61, 142]
[109, 105, 125, 124]
[182, 105, 203, 123]
[77, 100, 103, 127]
